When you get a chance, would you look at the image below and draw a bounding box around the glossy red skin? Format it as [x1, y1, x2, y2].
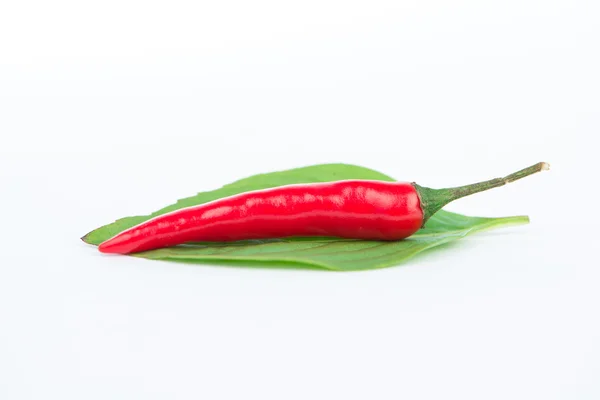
[98, 180, 424, 254]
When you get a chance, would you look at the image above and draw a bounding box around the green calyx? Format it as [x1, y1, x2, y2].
[413, 162, 550, 225]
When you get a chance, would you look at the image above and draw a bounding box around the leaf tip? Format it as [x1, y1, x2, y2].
[81, 232, 93, 244]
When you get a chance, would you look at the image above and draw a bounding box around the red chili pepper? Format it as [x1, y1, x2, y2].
[98, 162, 548, 254]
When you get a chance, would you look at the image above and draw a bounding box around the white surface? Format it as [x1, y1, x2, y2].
[1, 0, 598, 399]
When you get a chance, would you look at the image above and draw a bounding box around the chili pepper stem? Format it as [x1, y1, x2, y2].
[414, 162, 549, 224]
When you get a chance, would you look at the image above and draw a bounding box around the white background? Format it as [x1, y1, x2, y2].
[1, 0, 598, 399]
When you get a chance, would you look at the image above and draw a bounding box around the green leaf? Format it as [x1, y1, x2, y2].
[83, 163, 529, 271]
[82, 163, 395, 246]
